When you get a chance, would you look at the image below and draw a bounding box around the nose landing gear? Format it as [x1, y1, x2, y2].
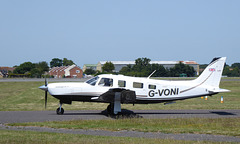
[56, 102, 64, 115]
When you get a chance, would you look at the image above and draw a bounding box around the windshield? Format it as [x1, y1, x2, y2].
[98, 78, 113, 87]
[85, 76, 99, 86]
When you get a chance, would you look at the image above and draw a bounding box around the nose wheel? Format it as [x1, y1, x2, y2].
[56, 103, 64, 115]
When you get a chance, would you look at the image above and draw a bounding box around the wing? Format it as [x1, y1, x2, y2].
[97, 88, 136, 104]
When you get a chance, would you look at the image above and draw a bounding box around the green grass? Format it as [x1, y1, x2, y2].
[2, 129, 217, 144]
[0, 80, 239, 111]
[1, 80, 239, 143]
[8, 117, 240, 137]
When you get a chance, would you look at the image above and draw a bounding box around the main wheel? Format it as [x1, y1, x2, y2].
[107, 103, 114, 114]
[56, 107, 64, 115]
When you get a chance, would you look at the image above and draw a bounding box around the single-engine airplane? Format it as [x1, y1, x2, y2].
[39, 57, 230, 115]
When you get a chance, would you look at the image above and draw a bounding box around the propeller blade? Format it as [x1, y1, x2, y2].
[45, 78, 48, 86]
[45, 90, 47, 109]
[44, 78, 48, 109]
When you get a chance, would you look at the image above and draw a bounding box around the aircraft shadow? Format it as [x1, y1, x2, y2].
[62, 110, 236, 119]
[62, 109, 143, 119]
[132, 111, 236, 116]
[101, 109, 143, 119]
[210, 111, 236, 116]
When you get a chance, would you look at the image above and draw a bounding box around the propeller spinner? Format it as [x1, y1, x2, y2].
[39, 78, 48, 109]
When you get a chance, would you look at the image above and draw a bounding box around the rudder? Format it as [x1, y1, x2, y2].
[194, 57, 226, 88]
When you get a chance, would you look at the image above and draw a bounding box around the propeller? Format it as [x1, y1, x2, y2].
[39, 78, 49, 109]
[44, 78, 48, 109]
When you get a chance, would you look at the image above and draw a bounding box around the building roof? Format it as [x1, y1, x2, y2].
[65, 65, 78, 77]
[84, 64, 97, 67]
[49, 66, 69, 73]
[0, 67, 16, 77]
[98, 61, 198, 65]
[99, 61, 135, 65]
[0, 67, 16, 71]
[50, 65, 81, 73]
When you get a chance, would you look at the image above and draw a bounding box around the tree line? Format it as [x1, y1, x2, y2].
[86, 58, 240, 77]
[8, 57, 240, 78]
[85, 58, 196, 77]
[223, 64, 240, 77]
[10, 58, 75, 78]
[119, 58, 196, 77]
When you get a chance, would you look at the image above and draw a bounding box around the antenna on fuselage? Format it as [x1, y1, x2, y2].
[147, 70, 156, 79]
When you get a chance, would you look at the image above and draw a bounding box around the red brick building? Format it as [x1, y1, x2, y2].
[49, 65, 83, 78]
[0, 67, 16, 78]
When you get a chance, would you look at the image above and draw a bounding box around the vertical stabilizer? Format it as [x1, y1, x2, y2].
[194, 57, 226, 88]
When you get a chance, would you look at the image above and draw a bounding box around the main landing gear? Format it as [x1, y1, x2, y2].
[107, 103, 114, 114]
[106, 102, 121, 115]
[56, 102, 64, 115]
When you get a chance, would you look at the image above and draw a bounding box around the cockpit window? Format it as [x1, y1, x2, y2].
[85, 76, 99, 86]
[98, 78, 113, 87]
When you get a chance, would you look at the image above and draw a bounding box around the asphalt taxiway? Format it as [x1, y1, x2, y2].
[0, 109, 239, 123]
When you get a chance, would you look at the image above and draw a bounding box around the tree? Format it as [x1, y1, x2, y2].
[63, 58, 74, 66]
[231, 67, 240, 77]
[102, 61, 115, 73]
[36, 61, 49, 72]
[50, 58, 63, 68]
[13, 61, 49, 78]
[119, 57, 196, 77]
[119, 64, 132, 75]
[30, 68, 41, 78]
[13, 62, 35, 74]
[223, 66, 231, 76]
[133, 57, 151, 71]
[130, 58, 151, 77]
[223, 66, 240, 77]
[231, 63, 240, 69]
[34, 61, 49, 77]
[169, 62, 195, 77]
[84, 69, 96, 75]
[150, 64, 168, 77]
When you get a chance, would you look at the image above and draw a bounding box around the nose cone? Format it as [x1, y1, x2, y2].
[39, 85, 48, 91]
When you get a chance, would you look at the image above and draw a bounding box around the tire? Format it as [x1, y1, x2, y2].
[56, 107, 64, 115]
[107, 104, 114, 114]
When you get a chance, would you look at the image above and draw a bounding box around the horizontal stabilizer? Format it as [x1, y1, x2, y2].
[208, 88, 230, 93]
[217, 88, 231, 93]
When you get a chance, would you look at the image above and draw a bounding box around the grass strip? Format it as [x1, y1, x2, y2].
[0, 80, 240, 111]
[8, 117, 240, 137]
[1, 129, 227, 144]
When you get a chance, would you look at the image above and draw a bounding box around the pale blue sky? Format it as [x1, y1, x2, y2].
[0, 0, 239, 67]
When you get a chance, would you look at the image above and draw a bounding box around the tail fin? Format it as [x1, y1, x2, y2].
[194, 57, 226, 88]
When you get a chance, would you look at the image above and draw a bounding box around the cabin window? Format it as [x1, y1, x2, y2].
[118, 80, 126, 87]
[98, 78, 113, 87]
[85, 76, 99, 86]
[148, 84, 156, 89]
[133, 82, 143, 88]
[76, 70, 80, 73]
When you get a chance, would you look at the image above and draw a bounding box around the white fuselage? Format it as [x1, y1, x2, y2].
[39, 57, 229, 115]
[47, 74, 213, 104]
